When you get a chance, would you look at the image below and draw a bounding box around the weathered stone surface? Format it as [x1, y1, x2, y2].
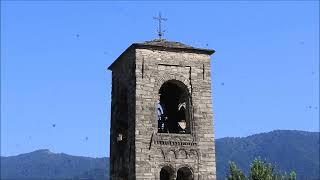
[109, 40, 216, 180]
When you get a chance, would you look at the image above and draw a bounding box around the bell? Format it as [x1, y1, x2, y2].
[117, 133, 123, 142]
[178, 120, 187, 130]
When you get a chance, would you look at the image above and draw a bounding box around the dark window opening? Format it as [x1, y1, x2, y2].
[157, 80, 191, 134]
[176, 167, 193, 180]
[160, 166, 174, 180]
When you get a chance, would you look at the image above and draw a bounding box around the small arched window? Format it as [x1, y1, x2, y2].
[176, 167, 194, 180]
[160, 166, 175, 180]
[157, 80, 191, 134]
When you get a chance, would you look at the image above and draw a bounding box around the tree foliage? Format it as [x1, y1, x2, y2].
[227, 161, 246, 180]
[250, 158, 275, 180]
[227, 158, 296, 180]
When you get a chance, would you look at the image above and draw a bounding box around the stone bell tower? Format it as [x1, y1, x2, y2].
[108, 39, 216, 180]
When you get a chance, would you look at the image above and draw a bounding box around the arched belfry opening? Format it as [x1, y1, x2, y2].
[160, 166, 175, 180]
[157, 80, 191, 134]
[176, 167, 194, 180]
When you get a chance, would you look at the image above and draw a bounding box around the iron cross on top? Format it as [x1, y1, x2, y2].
[153, 12, 167, 40]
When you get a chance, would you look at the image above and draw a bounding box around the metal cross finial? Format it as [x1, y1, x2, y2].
[153, 12, 167, 40]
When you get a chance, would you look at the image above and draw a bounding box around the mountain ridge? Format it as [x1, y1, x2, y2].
[1, 130, 319, 180]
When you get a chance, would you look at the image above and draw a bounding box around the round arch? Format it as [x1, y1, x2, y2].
[176, 166, 194, 180]
[157, 79, 192, 134]
[154, 74, 191, 95]
[159, 165, 175, 180]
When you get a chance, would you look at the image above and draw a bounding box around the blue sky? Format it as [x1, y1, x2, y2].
[1, 1, 319, 157]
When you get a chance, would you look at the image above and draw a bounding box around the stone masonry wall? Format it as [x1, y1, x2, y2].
[134, 48, 216, 180]
[110, 49, 136, 180]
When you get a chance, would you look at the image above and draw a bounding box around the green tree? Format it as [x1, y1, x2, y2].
[227, 161, 246, 180]
[249, 158, 275, 180]
[279, 171, 297, 180]
[288, 171, 296, 180]
[249, 158, 297, 180]
[226, 158, 296, 180]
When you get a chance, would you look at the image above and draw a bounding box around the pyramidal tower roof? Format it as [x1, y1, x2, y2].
[108, 39, 215, 70]
[138, 39, 195, 49]
[134, 39, 215, 54]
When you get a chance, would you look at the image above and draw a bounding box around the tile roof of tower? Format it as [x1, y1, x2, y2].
[134, 39, 214, 54]
[108, 39, 215, 70]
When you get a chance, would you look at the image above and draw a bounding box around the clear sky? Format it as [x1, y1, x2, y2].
[1, 1, 319, 158]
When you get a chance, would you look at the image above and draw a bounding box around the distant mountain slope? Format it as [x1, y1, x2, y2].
[1, 130, 319, 180]
[216, 130, 319, 179]
[1, 149, 109, 180]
